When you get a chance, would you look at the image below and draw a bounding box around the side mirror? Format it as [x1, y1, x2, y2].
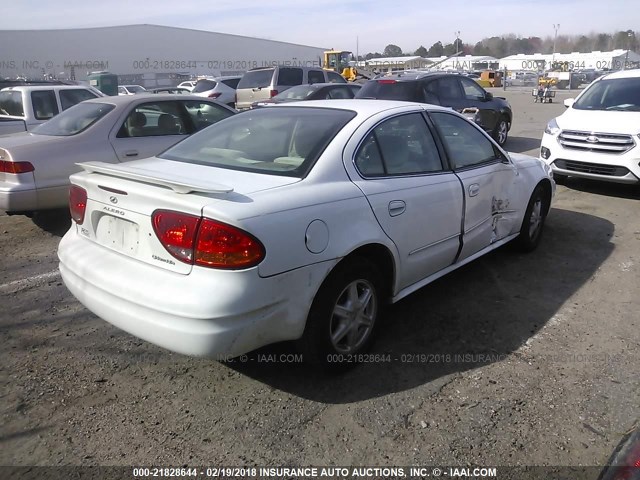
[485, 91, 494, 101]
[564, 98, 575, 108]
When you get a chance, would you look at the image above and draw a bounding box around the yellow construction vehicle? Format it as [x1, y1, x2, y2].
[323, 50, 375, 82]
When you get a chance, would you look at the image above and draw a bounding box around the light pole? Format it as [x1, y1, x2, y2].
[552, 24, 560, 68]
[624, 30, 632, 70]
[454, 31, 461, 55]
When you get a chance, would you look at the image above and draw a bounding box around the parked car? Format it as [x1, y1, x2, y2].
[0, 85, 103, 135]
[118, 85, 147, 95]
[177, 81, 196, 91]
[0, 95, 235, 215]
[235, 66, 347, 110]
[191, 76, 242, 107]
[356, 72, 513, 146]
[58, 100, 554, 368]
[149, 87, 192, 95]
[251, 83, 361, 107]
[540, 69, 640, 185]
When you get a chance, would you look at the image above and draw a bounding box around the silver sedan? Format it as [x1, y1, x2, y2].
[0, 94, 235, 215]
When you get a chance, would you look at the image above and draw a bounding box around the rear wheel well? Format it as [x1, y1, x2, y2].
[338, 244, 395, 303]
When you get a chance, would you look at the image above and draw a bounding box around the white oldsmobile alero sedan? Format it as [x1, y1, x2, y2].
[58, 100, 555, 367]
[0, 94, 235, 215]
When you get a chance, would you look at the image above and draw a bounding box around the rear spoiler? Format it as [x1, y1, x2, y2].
[77, 161, 234, 194]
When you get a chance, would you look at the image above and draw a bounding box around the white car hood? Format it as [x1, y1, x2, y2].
[557, 108, 640, 135]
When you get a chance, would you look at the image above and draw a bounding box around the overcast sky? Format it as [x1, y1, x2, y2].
[2, 0, 638, 53]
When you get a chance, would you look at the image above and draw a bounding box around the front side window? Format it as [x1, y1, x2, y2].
[430, 112, 500, 169]
[160, 107, 355, 177]
[327, 71, 347, 84]
[355, 113, 443, 177]
[31, 90, 59, 120]
[327, 87, 352, 99]
[182, 100, 234, 130]
[32, 102, 114, 136]
[460, 78, 486, 100]
[59, 89, 99, 110]
[117, 101, 188, 138]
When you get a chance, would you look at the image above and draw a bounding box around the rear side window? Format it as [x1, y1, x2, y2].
[356, 80, 419, 101]
[221, 78, 241, 89]
[355, 113, 443, 176]
[238, 69, 275, 89]
[59, 89, 98, 110]
[192, 80, 217, 93]
[308, 71, 325, 84]
[327, 86, 353, 99]
[0, 91, 24, 116]
[31, 90, 59, 120]
[277, 68, 303, 86]
[433, 77, 463, 101]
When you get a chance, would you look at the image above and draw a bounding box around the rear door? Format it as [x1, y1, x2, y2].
[347, 112, 463, 289]
[429, 111, 518, 260]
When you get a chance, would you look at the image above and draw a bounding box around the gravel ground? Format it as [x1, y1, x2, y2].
[1, 88, 638, 472]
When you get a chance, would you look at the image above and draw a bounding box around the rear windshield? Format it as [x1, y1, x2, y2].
[237, 69, 275, 89]
[192, 80, 217, 93]
[0, 91, 24, 116]
[33, 102, 114, 136]
[356, 80, 418, 101]
[275, 85, 318, 100]
[160, 107, 356, 177]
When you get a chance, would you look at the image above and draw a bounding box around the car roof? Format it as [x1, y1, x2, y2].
[83, 93, 218, 106]
[1, 84, 97, 92]
[602, 69, 640, 80]
[267, 98, 455, 115]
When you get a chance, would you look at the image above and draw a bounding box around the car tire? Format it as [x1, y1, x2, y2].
[298, 257, 383, 370]
[515, 184, 548, 252]
[492, 116, 509, 146]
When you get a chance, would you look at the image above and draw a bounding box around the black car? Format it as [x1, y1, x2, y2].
[251, 83, 361, 108]
[356, 72, 512, 146]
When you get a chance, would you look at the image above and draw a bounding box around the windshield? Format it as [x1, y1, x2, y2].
[274, 85, 318, 100]
[160, 107, 356, 177]
[573, 77, 640, 111]
[237, 69, 274, 89]
[32, 102, 114, 136]
[192, 80, 217, 93]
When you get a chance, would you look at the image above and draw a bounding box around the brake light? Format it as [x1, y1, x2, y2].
[195, 219, 265, 269]
[208, 92, 222, 98]
[0, 160, 34, 174]
[151, 211, 265, 269]
[377, 79, 397, 84]
[69, 185, 87, 225]
[270, 89, 278, 98]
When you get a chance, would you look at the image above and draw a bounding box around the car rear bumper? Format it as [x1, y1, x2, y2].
[0, 184, 37, 213]
[58, 228, 333, 358]
[540, 135, 640, 185]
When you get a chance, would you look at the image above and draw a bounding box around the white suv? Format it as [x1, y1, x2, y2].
[540, 69, 640, 184]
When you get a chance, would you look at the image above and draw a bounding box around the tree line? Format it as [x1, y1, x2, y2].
[361, 30, 638, 60]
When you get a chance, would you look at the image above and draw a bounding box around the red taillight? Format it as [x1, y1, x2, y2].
[69, 185, 87, 225]
[0, 160, 34, 174]
[195, 218, 265, 269]
[270, 89, 278, 98]
[208, 92, 222, 98]
[151, 211, 265, 269]
[377, 79, 397, 84]
[152, 210, 201, 264]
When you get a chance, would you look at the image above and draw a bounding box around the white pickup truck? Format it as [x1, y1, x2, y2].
[0, 85, 104, 135]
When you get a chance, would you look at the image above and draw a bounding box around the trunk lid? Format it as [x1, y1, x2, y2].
[71, 158, 299, 274]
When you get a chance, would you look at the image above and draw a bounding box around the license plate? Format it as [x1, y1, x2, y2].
[95, 215, 140, 255]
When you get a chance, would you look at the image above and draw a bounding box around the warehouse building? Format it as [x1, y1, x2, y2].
[425, 55, 500, 71]
[499, 49, 640, 72]
[0, 24, 327, 87]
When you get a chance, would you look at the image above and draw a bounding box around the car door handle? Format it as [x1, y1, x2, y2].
[124, 150, 139, 157]
[388, 200, 406, 217]
[468, 184, 480, 197]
